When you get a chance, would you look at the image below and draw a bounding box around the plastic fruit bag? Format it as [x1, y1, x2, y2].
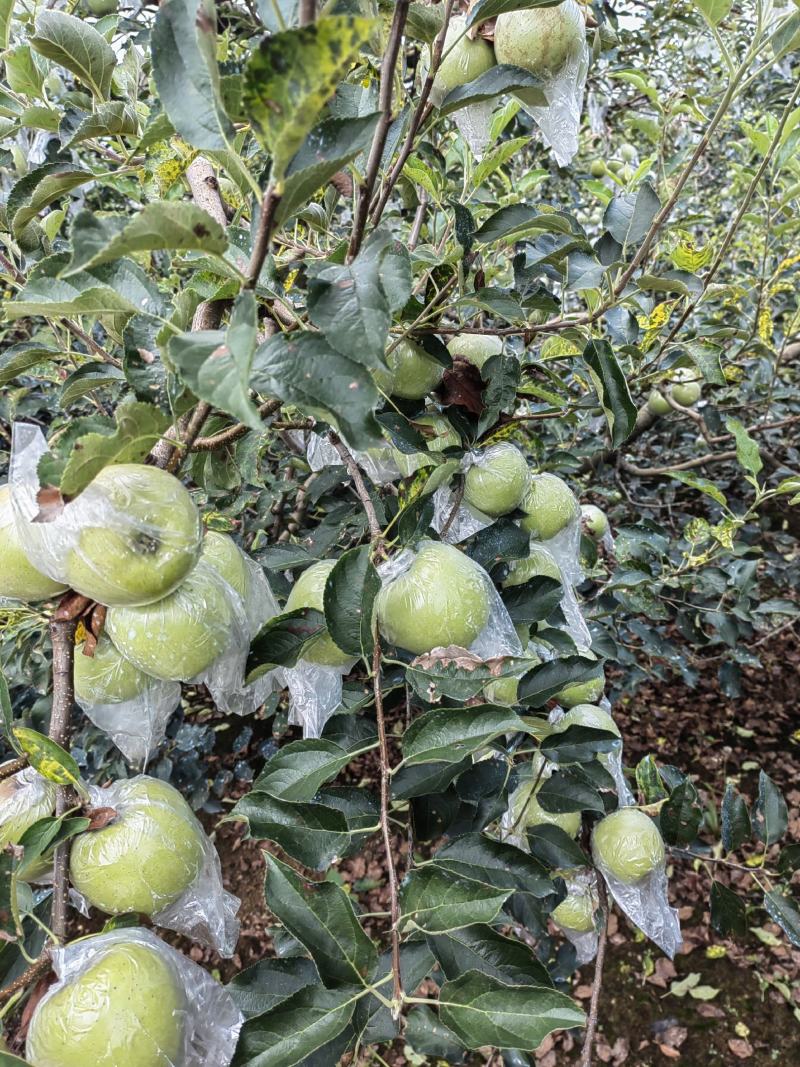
[551, 869, 600, 965]
[0, 764, 56, 849]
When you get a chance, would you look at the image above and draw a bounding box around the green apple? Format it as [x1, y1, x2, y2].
[106, 564, 233, 680]
[74, 634, 149, 705]
[589, 160, 606, 178]
[512, 779, 582, 837]
[376, 541, 491, 655]
[0, 766, 56, 849]
[284, 559, 352, 667]
[620, 142, 637, 162]
[446, 333, 503, 370]
[494, 2, 584, 83]
[464, 443, 529, 517]
[26, 937, 185, 1067]
[503, 544, 562, 588]
[647, 388, 671, 416]
[200, 530, 249, 599]
[485, 675, 519, 705]
[554, 672, 605, 708]
[552, 888, 596, 932]
[581, 504, 609, 541]
[592, 808, 665, 884]
[414, 414, 460, 452]
[69, 777, 205, 915]
[520, 474, 579, 540]
[671, 375, 702, 407]
[428, 15, 496, 108]
[86, 0, 118, 12]
[381, 340, 444, 400]
[0, 485, 67, 602]
[65, 464, 202, 607]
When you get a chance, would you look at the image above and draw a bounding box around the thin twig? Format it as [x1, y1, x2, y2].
[621, 450, 737, 478]
[439, 478, 464, 540]
[192, 399, 283, 451]
[244, 186, 283, 289]
[0, 952, 52, 1006]
[328, 431, 384, 547]
[0, 755, 28, 780]
[579, 878, 609, 1067]
[49, 617, 77, 944]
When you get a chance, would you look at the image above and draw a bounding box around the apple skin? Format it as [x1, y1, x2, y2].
[284, 559, 352, 667]
[73, 635, 148, 705]
[200, 530, 249, 599]
[69, 777, 205, 915]
[671, 379, 702, 406]
[65, 464, 202, 608]
[589, 160, 606, 178]
[520, 473, 579, 541]
[503, 544, 562, 588]
[555, 673, 605, 708]
[391, 414, 460, 477]
[429, 14, 496, 107]
[464, 443, 529, 517]
[581, 504, 609, 541]
[516, 785, 582, 837]
[494, 2, 584, 82]
[0, 485, 67, 603]
[0, 767, 56, 849]
[26, 938, 185, 1067]
[647, 389, 671, 416]
[552, 890, 596, 933]
[592, 808, 665, 884]
[106, 562, 233, 681]
[382, 340, 444, 400]
[446, 333, 503, 370]
[485, 675, 519, 705]
[376, 541, 491, 655]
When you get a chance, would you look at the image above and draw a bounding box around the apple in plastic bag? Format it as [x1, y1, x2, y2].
[514, 782, 582, 838]
[390, 414, 460, 477]
[73, 634, 149, 705]
[494, 2, 585, 84]
[592, 808, 666, 884]
[0, 766, 56, 848]
[552, 889, 596, 933]
[26, 939, 185, 1067]
[200, 530, 249, 598]
[106, 564, 233, 681]
[581, 504, 609, 541]
[554, 671, 605, 708]
[502, 544, 562, 588]
[284, 559, 352, 667]
[375, 339, 444, 400]
[428, 15, 496, 108]
[0, 485, 67, 602]
[376, 541, 491, 655]
[69, 777, 204, 915]
[65, 464, 202, 607]
[519, 473, 579, 540]
[463, 442, 529, 517]
[447, 333, 503, 370]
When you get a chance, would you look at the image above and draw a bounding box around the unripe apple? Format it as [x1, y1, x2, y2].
[429, 15, 496, 108]
[376, 541, 491, 655]
[106, 563, 234, 681]
[200, 530, 249, 599]
[671, 374, 702, 407]
[0, 766, 56, 849]
[589, 160, 606, 178]
[0, 485, 67, 602]
[647, 389, 671, 416]
[65, 464, 202, 607]
[380, 340, 444, 400]
[555, 672, 605, 708]
[485, 674, 519, 705]
[552, 889, 596, 932]
[85, 0, 118, 13]
[593, 808, 665, 884]
[464, 443, 529, 517]
[69, 777, 205, 915]
[581, 504, 609, 541]
[73, 634, 149, 705]
[284, 559, 352, 667]
[517, 787, 582, 837]
[520, 473, 579, 541]
[620, 142, 637, 162]
[446, 333, 503, 370]
[414, 414, 460, 452]
[494, 2, 584, 85]
[503, 544, 562, 588]
[26, 937, 185, 1067]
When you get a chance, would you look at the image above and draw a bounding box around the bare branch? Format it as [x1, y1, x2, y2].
[0, 952, 52, 1006]
[328, 431, 384, 547]
[621, 450, 737, 477]
[49, 616, 77, 944]
[0, 755, 28, 781]
[192, 399, 283, 452]
[579, 879, 609, 1067]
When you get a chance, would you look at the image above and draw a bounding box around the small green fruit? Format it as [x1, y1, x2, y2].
[554, 673, 605, 708]
[74, 634, 148, 705]
[503, 544, 562, 588]
[581, 504, 609, 541]
[464, 443, 529, 517]
[494, 2, 584, 82]
[85, 0, 118, 13]
[589, 160, 606, 178]
[520, 473, 579, 541]
[200, 530, 249, 599]
[26, 938, 185, 1067]
[485, 675, 519, 705]
[381, 340, 444, 400]
[446, 333, 504, 370]
[429, 15, 496, 108]
[69, 777, 205, 915]
[647, 389, 671, 416]
[516, 786, 582, 838]
[552, 889, 596, 933]
[376, 541, 491, 655]
[0, 485, 67, 602]
[620, 142, 637, 162]
[607, 159, 623, 175]
[0, 767, 56, 849]
[65, 464, 202, 607]
[284, 559, 352, 667]
[671, 379, 702, 406]
[592, 808, 665, 884]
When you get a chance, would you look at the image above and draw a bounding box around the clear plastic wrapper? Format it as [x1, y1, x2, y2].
[306, 431, 403, 487]
[501, 754, 580, 850]
[0, 482, 67, 603]
[9, 423, 202, 608]
[25, 927, 243, 1067]
[547, 701, 633, 805]
[0, 764, 56, 848]
[551, 869, 600, 965]
[432, 485, 494, 544]
[69, 775, 240, 957]
[433, 443, 530, 543]
[376, 540, 522, 659]
[454, 101, 494, 160]
[281, 660, 347, 739]
[592, 808, 682, 958]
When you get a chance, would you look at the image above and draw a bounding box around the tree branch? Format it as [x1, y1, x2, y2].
[299, 0, 316, 25]
[49, 617, 77, 944]
[0, 952, 52, 1007]
[0, 755, 28, 781]
[328, 432, 385, 548]
[192, 399, 283, 452]
[621, 450, 737, 477]
[579, 879, 609, 1067]
[244, 187, 283, 290]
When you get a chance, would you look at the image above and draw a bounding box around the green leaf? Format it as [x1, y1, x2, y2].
[152, 0, 235, 150]
[323, 545, 380, 659]
[16, 815, 90, 882]
[65, 203, 228, 276]
[403, 1005, 465, 1061]
[439, 64, 544, 115]
[721, 781, 751, 853]
[57, 401, 170, 498]
[232, 982, 359, 1067]
[252, 739, 356, 803]
[752, 770, 788, 845]
[636, 755, 667, 803]
[402, 705, 531, 765]
[526, 824, 588, 869]
[12, 728, 85, 795]
[467, 0, 562, 27]
[764, 890, 800, 948]
[0, 344, 61, 388]
[540, 725, 620, 765]
[30, 11, 116, 101]
[428, 925, 552, 986]
[692, 0, 732, 26]
[246, 608, 326, 677]
[64, 102, 139, 148]
[243, 17, 373, 188]
[668, 471, 728, 509]
[475, 205, 576, 245]
[536, 769, 605, 815]
[251, 332, 381, 450]
[660, 780, 702, 845]
[583, 339, 637, 448]
[685, 340, 726, 386]
[438, 971, 585, 1050]
[231, 792, 350, 869]
[725, 417, 763, 478]
[400, 868, 511, 933]
[517, 655, 603, 708]
[710, 880, 747, 937]
[430, 833, 553, 898]
[227, 958, 319, 1020]
[7, 163, 93, 237]
[5, 45, 47, 99]
[604, 182, 661, 246]
[60, 363, 126, 408]
[0, 0, 14, 50]
[8, 257, 164, 321]
[263, 854, 378, 987]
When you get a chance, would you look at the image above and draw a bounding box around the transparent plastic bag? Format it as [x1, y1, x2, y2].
[501, 753, 579, 850]
[592, 808, 682, 958]
[432, 485, 494, 544]
[69, 775, 240, 957]
[434, 443, 530, 542]
[9, 423, 202, 608]
[454, 101, 494, 159]
[376, 540, 522, 659]
[547, 701, 633, 805]
[0, 482, 67, 603]
[551, 869, 600, 965]
[306, 430, 402, 487]
[281, 660, 348, 739]
[0, 765, 56, 848]
[25, 927, 243, 1067]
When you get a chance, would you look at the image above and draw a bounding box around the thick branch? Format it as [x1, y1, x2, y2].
[298, 0, 316, 24]
[192, 399, 283, 452]
[621, 450, 737, 477]
[579, 879, 609, 1067]
[0, 952, 52, 1006]
[0, 755, 28, 780]
[244, 187, 283, 290]
[49, 617, 77, 944]
[185, 156, 228, 227]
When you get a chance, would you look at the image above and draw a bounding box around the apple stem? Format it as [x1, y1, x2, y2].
[579, 877, 609, 1067]
[49, 617, 78, 944]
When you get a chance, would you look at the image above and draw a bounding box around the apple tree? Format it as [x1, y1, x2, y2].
[1, 0, 799, 1064]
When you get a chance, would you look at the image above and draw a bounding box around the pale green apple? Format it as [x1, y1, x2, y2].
[284, 559, 352, 667]
[464, 443, 529, 517]
[106, 563, 234, 681]
[0, 766, 56, 849]
[503, 544, 562, 588]
[429, 15, 496, 108]
[555, 672, 605, 708]
[69, 777, 204, 915]
[26, 938, 185, 1067]
[647, 389, 671, 416]
[671, 378, 702, 406]
[581, 504, 609, 541]
[200, 530, 249, 599]
[484, 675, 519, 705]
[512, 779, 582, 837]
[592, 808, 665, 884]
[552, 889, 596, 933]
[382, 340, 444, 400]
[520, 474, 579, 540]
[494, 2, 584, 85]
[73, 635, 149, 705]
[446, 333, 503, 371]
[376, 541, 491, 655]
[65, 464, 202, 608]
[0, 485, 67, 603]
